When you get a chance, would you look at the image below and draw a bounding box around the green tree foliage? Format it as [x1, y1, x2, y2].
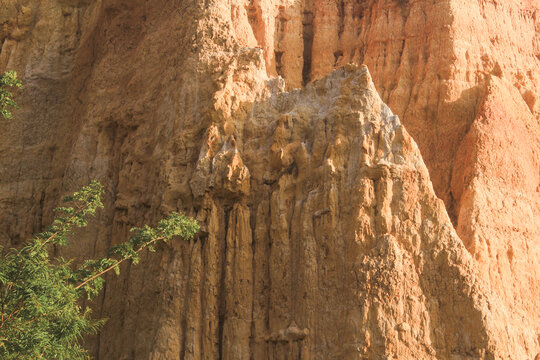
[0, 181, 199, 359]
[0, 71, 22, 120]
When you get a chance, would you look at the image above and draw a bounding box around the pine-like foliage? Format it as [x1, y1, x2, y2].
[0, 71, 22, 120]
[0, 181, 199, 359]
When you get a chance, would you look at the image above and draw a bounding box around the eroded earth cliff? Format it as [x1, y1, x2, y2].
[0, 0, 539, 359]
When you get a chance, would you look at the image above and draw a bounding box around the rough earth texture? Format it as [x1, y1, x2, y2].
[0, 0, 539, 359]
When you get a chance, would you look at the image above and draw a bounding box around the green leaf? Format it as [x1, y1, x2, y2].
[0, 179, 198, 359]
[0, 71, 22, 120]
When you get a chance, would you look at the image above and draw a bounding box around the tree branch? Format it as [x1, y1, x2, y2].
[74, 236, 164, 290]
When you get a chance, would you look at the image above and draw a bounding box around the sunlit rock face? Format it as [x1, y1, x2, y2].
[0, 0, 538, 358]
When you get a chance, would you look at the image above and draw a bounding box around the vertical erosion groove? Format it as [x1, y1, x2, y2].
[217, 207, 230, 359]
[302, 10, 314, 85]
[275, 51, 284, 77]
[338, 0, 344, 38]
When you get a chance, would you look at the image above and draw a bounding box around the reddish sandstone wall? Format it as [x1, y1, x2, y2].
[0, 0, 538, 358]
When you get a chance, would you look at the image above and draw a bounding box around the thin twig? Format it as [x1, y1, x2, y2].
[74, 237, 164, 290]
[38, 202, 90, 250]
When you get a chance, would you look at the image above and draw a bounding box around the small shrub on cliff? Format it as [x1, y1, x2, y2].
[0, 181, 199, 359]
[0, 71, 22, 120]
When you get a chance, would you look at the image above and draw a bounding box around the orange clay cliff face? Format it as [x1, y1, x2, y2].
[0, 0, 539, 359]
